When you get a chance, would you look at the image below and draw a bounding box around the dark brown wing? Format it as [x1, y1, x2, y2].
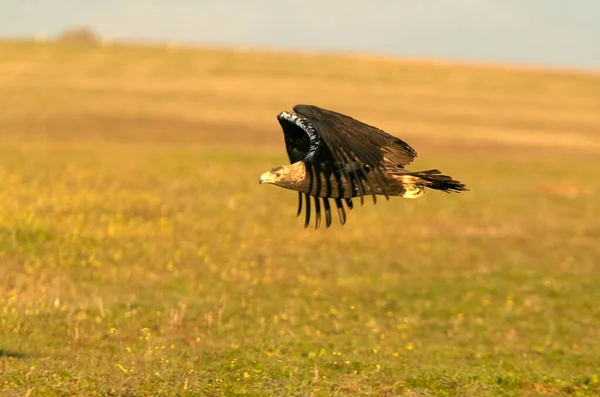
[294, 104, 417, 170]
[277, 111, 353, 229]
[293, 104, 417, 203]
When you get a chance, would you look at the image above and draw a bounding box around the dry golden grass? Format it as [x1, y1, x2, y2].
[1, 40, 599, 150]
[0, 39, 599, 396]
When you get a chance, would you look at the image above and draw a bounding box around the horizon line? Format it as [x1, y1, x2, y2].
[2, 35, 599, 77]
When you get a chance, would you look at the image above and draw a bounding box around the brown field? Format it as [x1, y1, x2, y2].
[0, 39, 599, 396]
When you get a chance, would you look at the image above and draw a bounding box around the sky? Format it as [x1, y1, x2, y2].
[2, 0, 599, 69]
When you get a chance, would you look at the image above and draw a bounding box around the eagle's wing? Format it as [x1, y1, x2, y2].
[277, 110, 353, 229]
[293, 104, 417, 178]
[294, 104, 417, 202]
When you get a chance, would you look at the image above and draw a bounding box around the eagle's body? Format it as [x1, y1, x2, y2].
[269, 161, 428, 199]
[259, 104, 468, 228]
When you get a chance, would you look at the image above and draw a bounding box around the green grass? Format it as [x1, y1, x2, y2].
[1, 40, 599, 396]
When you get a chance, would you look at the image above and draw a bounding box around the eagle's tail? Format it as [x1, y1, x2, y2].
[408, 169, 468, 193]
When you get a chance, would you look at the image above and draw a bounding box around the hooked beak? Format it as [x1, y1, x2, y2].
[259, 171, 272, 184]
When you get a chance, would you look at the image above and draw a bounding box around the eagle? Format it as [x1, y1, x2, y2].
[259, 104, 468, 229]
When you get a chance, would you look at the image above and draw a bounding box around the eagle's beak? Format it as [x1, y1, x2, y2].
[259, 172, 272, 184]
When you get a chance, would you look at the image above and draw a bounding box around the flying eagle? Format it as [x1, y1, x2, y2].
[259, 104, 468, 228]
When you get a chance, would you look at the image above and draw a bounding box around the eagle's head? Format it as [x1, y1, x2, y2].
[259, 163, 307, 190]
[259, 166, 285, 185]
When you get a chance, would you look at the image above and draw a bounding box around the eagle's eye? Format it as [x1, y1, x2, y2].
[275, 172, 282, 177]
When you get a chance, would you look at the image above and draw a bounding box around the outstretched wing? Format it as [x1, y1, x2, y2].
[277, 110, 354, 229]
[293, 104, 417, 188]
[293, 104, 418, 203]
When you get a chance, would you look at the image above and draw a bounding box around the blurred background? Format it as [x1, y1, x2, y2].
[1, 1, 599, 395]
[4, 0, 600, 68]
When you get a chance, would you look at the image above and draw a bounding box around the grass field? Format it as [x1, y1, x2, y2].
[0, 39, 599, 396]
